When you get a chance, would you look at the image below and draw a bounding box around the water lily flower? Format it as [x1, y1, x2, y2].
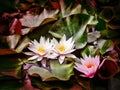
[25, 36, 54, 61]
[52, 35, 76, 64]
[74, 55, 104, 78]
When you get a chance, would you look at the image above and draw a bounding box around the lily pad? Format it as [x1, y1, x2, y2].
[81, 46, 99, 57]
[97, 39, 114, 55]
[28, 60, 74, 81]
[49, 14, 97, 49]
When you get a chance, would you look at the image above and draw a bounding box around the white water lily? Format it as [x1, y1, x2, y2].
[52, 35, 76, 64]
[25, 36, 54, 61]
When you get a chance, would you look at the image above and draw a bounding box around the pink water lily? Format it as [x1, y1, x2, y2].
[52, 35, 76, 64]
[74, 55, 104, 78]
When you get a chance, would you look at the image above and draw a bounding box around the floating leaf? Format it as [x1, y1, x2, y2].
[0, 49, 16, 55]
[0, 76, 23, 90]
[20, 9, 59, 35]
[97, 39, 114, 54]
[0, 54, 22, 78]
[29, 76, 83, 90]
[49, 14, 97, 49]
[87, 31, 100, 43]
[28, 60, 74, 81]
[6, 34, 20, 49]
[81, 46, 99, 57]
[49, 0, 60, 9]
[9, 18, 22, 35]
[21, 77, 39, 90]
[95, 18, 106, 30]
[15, 37, 30, 53]
[28, 21, 55, 40]
[59, 0, 81, 17]
[100, 7, 114, 22]
[98, 60, 119, 79]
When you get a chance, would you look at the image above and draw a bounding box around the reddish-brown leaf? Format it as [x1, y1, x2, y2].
[22, 78, 39, 90]
[9, 18, 22, 35]
[98, 60, 119, 79]
[49, 0, 60, 9]
[0, 49, 16, 55]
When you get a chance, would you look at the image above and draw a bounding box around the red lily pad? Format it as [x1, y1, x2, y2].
[0, 49, 16, 55]
[98, 60, 119, 79]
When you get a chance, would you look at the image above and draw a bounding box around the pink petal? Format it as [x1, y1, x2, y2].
[98, 59, 106, 69]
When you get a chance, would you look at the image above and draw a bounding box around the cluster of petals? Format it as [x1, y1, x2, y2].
[24, 36, 53, 61]
[25, 35, 76, 64]
[74, 55, 104, 78]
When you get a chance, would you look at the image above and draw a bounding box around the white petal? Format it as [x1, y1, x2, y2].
[67, 37, 73, 44]
[59, 56, 65, 64]
[24, 52, 35, 56]
[40, 36, 45, 44]
[28, 47, 39, 54]
[65, 49, 76, 54]
[51, 38, 58, 45]
[47, 52, 58, 59]
[41, 60, 47, 67]
[37, 57, 42, 61]
[28, 55, 39, 60]
[46, 38, 50, 44]
[66, 54, 76, 58]
[60, 35, 66, 44]
[32, 39, 40, 47]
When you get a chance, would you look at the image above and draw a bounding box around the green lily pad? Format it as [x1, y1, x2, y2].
[59, 0, 81, 18]
[81, 46, 99, 57]
[28, 60, 74, 81]
[97, 39, 114, 55]
[49, 14, 97, 49]
[15, 37, 30, 53]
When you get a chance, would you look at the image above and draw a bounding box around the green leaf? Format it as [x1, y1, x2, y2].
[97, 39, 114, 54]
[28, 60, 74, 81]
[59, 0, 81, 18]
[81, 46, 99, 57]
[95, 18, 106, 30]
[28, 21, 55, 40]
[87, 31, 101, 43]
[29, 76, 83, 90]
[49, 14, 97, 49]
[15, 37, 30, 53]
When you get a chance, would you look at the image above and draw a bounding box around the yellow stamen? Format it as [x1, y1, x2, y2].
[38, 45, 45, 54]
[56, 44, 65, 53]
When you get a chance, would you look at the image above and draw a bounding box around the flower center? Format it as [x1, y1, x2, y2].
[38, 45, 46, 55]
[56, 44, 66, 53]
[86, 63, 95, 68]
